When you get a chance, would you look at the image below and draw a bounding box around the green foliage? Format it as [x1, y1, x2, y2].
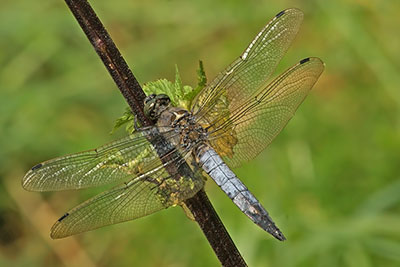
[2, 1, 400, 267]
[110, 107, 135, 134]
[185, 60, 207, 108]
[143, 61, 206, 109]
[111, 61, 206, 133]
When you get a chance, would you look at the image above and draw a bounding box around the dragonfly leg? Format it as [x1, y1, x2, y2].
[133, 114, 140, 131]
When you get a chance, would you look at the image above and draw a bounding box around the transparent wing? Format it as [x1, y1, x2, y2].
[50, 154, 204, 238]
[207, 57, 324, 168]
[22, 127, 179, 191]
[191, 8, 304, 124]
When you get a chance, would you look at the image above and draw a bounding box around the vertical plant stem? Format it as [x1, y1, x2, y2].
[63, 0, 247, 266]
[64, 0, 150, 126]
[185, 190, 247, 266]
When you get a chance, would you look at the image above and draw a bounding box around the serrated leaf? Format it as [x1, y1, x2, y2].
[186, 60, 207, 108]
[174, 64, 184, 100]
[114, 63, 207, 134]
[143, 79, 174, 96]
[196, 60, 207, 88]
[110, 107, 134, 134]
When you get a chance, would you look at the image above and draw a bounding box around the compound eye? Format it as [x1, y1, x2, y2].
[144, 93, 156, 104]
[144, 100, 156, 119]
[156, 94, 170, 103]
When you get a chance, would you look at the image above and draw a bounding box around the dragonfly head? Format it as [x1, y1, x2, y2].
[144, 94, 171, 121]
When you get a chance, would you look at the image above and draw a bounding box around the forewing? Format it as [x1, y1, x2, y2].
[208, 57, 324, 168]
[22, 127, 178, 191]
[51, 153, 204, 238]
[191, 8, 304, 123]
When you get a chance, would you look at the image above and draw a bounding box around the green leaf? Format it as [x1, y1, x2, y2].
[185, 60, 207, 108]
[143, 79, 176, 104]
[113, 63, 207, 134]
[174, 64, 184, 100]
[196, 60, 207, 88]
[110, 107, 135, 134]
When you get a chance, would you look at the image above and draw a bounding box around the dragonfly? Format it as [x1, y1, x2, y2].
[22, 8, 324, 241]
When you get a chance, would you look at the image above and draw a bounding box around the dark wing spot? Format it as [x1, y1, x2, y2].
[31, 163, 43, 171]
[58, 213, 69, 222]
[276, 10, 285, 18]
[300, 58, 310, 64]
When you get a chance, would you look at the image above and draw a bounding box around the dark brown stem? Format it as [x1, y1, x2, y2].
[64, 0, 151, 126]
[63, 0, 246, 266]
[185, 190, 247, 266]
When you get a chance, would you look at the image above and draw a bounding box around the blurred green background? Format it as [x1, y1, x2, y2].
[1, 0, 400, 266]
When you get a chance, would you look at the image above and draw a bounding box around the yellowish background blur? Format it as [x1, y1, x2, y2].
[1, 0, 399, 266]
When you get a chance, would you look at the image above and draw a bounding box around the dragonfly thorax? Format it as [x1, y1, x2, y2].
[157, 106, 208, 150]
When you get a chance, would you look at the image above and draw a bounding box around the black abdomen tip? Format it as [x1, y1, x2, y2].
[300, 58, 310, 64]
[275, 230, 286, 241]
[31, 163, 43, 171]
[276, 10, 285, 18]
